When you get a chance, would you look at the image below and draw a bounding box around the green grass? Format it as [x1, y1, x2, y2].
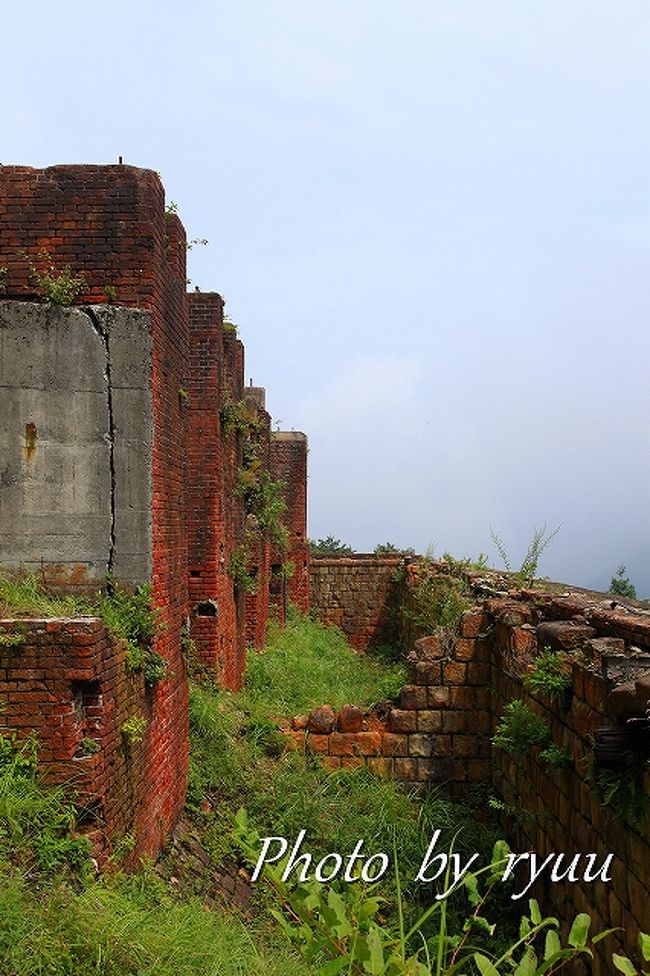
[0, 871, 313, 976]
[244, 612, 408, 718]
[0, 731, 311, 975]
[185, 614, 501, 927]
[0, 602, 506, 973]
[0, 571, 87, 619]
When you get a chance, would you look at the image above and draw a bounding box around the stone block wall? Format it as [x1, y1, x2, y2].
[283, 609, 492, 791]
[486, 595, 650, 972]
[290, 569, 650, 965]
[309, 556, 404, 651]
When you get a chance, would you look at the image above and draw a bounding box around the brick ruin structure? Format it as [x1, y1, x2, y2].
[0, 164, 308, 861]
[0, 165, 648, 967]
[306, 557, 650, 968]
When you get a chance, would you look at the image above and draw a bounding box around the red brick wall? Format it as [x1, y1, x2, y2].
[186, 293, 233, 681]
[0, 165, 189, 859]
[0, 618, 156, 866]
[0, 163, 310, 860]
[302, 565, 650, 969]
[270, 433, 310, 613]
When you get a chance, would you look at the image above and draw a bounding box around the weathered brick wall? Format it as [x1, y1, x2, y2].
[309, 556, 404, 651]
[186, 292, 245, 685]
[299, 570, 650, 968]
[0, 618, 156, 865]
[243, 389, 273, 652]
[270, 432, 309, 613]
[486, 595, 650, 972]
[0, 164, 190, 859]
[0, 163, 310, 858]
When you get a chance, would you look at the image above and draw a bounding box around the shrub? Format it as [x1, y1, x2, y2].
[27, 250, 87, 305]
[308, 536, 354, 557]
[524, 649, 572, 703]
[492, 701, 551, 754]
[609, 565, 637, 600]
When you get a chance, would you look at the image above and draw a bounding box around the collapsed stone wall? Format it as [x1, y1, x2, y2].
[0, 164, 309, 859]
[302, 559, 650, 968]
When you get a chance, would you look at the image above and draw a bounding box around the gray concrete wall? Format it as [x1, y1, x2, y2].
[0, 301, 152, 588]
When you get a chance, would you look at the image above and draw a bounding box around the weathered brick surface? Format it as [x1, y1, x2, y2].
[309, 556, 403, 651]
[0, 619, 153, 865]
[270, 433, 309, 613]
[0, 164, 309, 863]
[292, 567, 650, 963]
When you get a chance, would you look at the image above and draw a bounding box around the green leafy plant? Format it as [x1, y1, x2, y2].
[104, 283, 117, 303]
[80, 737, 101, 755]
[613, 931, 650, 975]
[610, 564, 637, 600]
[442, 551, 490, 572]
[593, 764, 647, 831]
[401, 560, 473, 638]
[220, 394, 259, 436]
[235, 468, 288, 551]
[539, 743, 573, 772]
[0, 630, 26, 649]
[121, 714, 147, 745]
[233, 808, 613, 975]
[228, 543, 259, 594]
[101, 581, 166, 687]
[492, 700, 551, 754]
[490, 524, 560, 588]
[222, 312, 238, 334]
[309, 536, 355, 557]
[524, 649, 572, 703]
[27, 249, 87, 305]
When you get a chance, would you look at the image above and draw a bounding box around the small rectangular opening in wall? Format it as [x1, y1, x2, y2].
[189, 570, 202, 578]
[71, 680, 101, 723]
[196, 600, 218, 617]
[270, 564, 283, 597]
[75, 796, 104, 826]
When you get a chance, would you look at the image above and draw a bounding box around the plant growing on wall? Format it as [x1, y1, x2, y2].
[490, 523, 560, 588]
[539, 742, 573, 772]
[26, 249, 87, 305]
[609, 564, 637, 600]
[400, 559, 473, 638]
[492, 700, 551, 754]
[121, 714, 147, 745]
[100, 581, 167, 687]
[228, 543, 259, 595]
[524, 649, 572, 704]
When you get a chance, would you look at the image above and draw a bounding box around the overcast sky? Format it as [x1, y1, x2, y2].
[3, 1, 649, 595]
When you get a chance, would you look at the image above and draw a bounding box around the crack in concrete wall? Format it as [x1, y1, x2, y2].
[84, 307, 116, 575]
[0, 301, 153, 588]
